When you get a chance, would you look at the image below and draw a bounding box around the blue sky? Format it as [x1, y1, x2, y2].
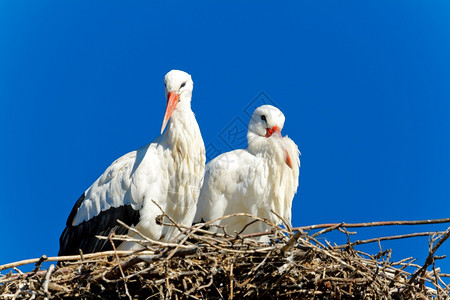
[1, 1, 450, 278]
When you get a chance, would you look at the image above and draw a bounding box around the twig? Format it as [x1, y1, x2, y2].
[32, 255, 48, 273]
[151, 199, 184, 235]
[334, 232, 444, 249]
[229, 262, 234, 300]
[311, 223, 343, 238]
[280, 230, 303, 253]
[114, 220, 191, 248]
[295, 217, 450, 231]
[271, 209, 292, 232]
[42, 263, 54, 300]
[0, 251, 153, 271]
[408, 226, 450, 288]
[236, 219, 260, 236]
[110, 232, 132, 300]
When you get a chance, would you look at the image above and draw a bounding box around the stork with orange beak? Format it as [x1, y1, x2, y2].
[194, 105, 300, 237]
[59, 70, 205, 255]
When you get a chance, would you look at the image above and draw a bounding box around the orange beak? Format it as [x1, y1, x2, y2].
[161, 91, 179, 134]
[265, 126, 281, 138]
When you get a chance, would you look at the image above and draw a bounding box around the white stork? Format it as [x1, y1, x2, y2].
[59, 70, 205, 255]
[194, 105, 300, 237]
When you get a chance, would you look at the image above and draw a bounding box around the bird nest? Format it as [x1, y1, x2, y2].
[1, 215, 450, 299]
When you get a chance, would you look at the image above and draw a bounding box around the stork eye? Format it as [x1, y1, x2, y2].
[261, 115, 267, 122]
[180, 81, 186, 89]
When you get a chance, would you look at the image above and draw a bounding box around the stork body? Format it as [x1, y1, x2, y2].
[59, 70, 205, 255]
[194, 105, 300, 236]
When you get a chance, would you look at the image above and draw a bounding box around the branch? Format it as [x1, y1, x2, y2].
[295, 217, 450, 231]
[408, 226, 450, 287]
[334, 232, 445, 249]
[0, 250, 154, 272]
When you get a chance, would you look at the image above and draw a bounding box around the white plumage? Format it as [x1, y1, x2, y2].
[194, 105, 300, 236]
[59, 70, 205, 255]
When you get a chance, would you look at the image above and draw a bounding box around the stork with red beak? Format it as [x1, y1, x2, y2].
[59, 70, 205, 255]
[194, 105, 300, 236]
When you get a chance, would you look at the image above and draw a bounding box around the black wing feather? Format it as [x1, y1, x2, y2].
[58, 193, 140, 256]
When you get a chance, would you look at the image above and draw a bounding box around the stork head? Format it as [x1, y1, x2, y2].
[248, 105, 285, 138]
[161, 70, 194, 134]
[248, 105, 293, 168]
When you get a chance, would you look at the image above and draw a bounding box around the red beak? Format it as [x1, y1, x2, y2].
[265, 126, 281, 138]
[161, 91, 179, 134]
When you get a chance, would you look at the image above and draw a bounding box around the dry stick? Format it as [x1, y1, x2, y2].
[102, 246, 199, 280]
[159, 220, 229, 239]
[280, 230, 303, 253]
[164, 224, 205, 262]
[196, 236, 274, 254]
[408, 226, 450, 288]
[157, 212, 288, 244]
[96, 235, 161, 250]
[114, 220, 191, 248]
[333, 232, 444, 249]
[295, 217, 450, 231]
[236, 219, 260, 236]
[271, 209, 292, 233]
[259, 264, 295, 299]
[109, 233, 132, 300]
[306, 234, 328, 249]
[211, 213, 286, 236]
[432, 262, 445, 297]
[42, 263, 55, 300]
[435, 271, 450, 292]
[160, 211, 289, 241]
[250, 250, 274, 276]
[78, 249, 85, 261]
[172, 288, 201, 300]
[151, 199, 184, 234]
[311, 223, 343, 238]
[32, 255, 48, 273]
[150, 199, 227, 250]
[182, 211, 291, 238]
[317, 247, 357, 272]
[0, 251, 153, 272]
[116, 218, 270, 256]
[391, 256, 416, 267]
[229, 262, 234, 300]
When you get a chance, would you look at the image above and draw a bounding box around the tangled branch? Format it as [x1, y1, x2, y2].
[1, 214, 449, 299]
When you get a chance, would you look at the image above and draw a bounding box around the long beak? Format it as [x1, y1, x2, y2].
[161, 91, 179, 134]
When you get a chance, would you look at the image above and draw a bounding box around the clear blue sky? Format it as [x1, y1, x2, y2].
[1, 1, 450, 278]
